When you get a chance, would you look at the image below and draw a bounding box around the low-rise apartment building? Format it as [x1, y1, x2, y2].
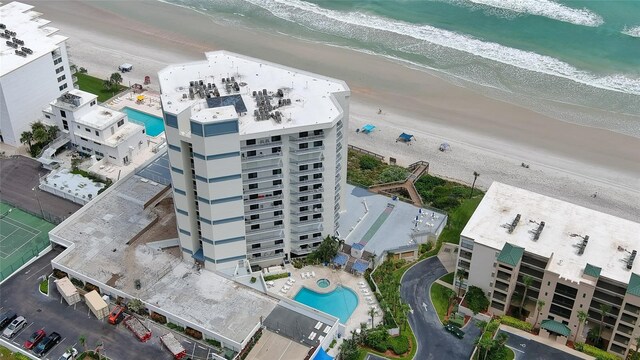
[455, 182, 640, 358]
[43, 89, 148, 166]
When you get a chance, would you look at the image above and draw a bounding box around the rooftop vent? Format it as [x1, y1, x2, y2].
[627, 250, 637, 270]
[0, 24, 6, 30]
[506, 214, 521, 234]
[571, 234, 590, 255]
[529, 220, 545, 241]
[59, 92, 83, 107]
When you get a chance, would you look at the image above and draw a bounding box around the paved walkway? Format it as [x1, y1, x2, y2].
[500, 326, 594, 360]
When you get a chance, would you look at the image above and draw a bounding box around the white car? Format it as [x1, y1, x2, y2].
[2, 316, 26, 338]
[58, 348, 78, 360]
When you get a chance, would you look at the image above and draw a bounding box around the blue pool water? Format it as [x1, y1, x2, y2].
[123, 107, 165, 137]
[294, 286, 358, 323]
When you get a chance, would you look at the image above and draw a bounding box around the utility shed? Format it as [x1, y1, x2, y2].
[55, 277, 80, 305]
[85, 290, 109, 320]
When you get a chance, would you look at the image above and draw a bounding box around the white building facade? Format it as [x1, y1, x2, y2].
[0, 2, 74, 146]
[159, 51, 349, 271]
[44, 90, 148, 166]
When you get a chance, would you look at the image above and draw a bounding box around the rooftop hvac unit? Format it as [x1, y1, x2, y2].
[0, 24, 5, 30]
[627, 250, 637, 270]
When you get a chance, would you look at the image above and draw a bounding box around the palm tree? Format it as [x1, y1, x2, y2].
[519, 275, 533, 318]
[475, 335, 493, 360]
[110, 72, 123, 87]
[32, 126, 48, 145]
[368, 307, 376, 328]
[19, 131, 33, 152]
[456, 270, 466, 297]
[78, 335, 87, 352]
[598, 303, 611, 340]
[103, 79, 113, 91]
[470, 171, 480, 198]
[447, 291, 456, 317]
[534, 299, 545, 327]
[46, 125, 59, 142]
[398, 302, 410, 331]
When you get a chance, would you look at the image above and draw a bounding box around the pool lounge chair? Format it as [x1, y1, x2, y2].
[289, 278, 296, 283]
[311, 271, 316, 278]
[301, 273, 305, 279]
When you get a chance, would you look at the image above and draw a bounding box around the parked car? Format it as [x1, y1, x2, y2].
[444, 323, 465, 339]
[33, 331, 61, 357]
[108, 305, 126, 325]
[0, 310, 16, 330]
[58, 347, 78, 360]
[24, 329, 46, 349]
[2, 316, 27, 338]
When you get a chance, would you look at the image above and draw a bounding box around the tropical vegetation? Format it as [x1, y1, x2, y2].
[346, 150, 408, 187]
[464, 286, 489, 314]
[76, 72, 127, 102]
[20, 121, 59, 157]
[474, 319, 511, 360]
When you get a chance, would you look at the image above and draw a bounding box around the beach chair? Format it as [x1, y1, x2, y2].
[358, 281, 365, 286]
[280, 288, 286, 294]
[290, 278, 296, 283]
[318, 335, 324, 343]
[311, 271, 316, 278]
[300, 273, 305, 279]
[283, 285, 290, 291]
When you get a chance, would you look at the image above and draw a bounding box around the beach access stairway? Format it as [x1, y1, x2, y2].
[368, 161, 429, 206]
[37, 133, 70, 169]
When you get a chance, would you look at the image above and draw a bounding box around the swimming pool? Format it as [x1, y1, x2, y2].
[294, 286, 358, 323]
[123, 107, 165, 137]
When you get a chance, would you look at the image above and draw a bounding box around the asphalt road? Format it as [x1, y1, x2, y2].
[0, 250, 218, 360]
[499, 330, 582, 360]
[400, 256, 481, 360]
[0, 156, 80, 221]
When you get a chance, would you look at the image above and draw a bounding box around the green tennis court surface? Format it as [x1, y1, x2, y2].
[0, 202, 55, 281]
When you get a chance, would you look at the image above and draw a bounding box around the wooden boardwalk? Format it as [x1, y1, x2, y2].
[368, 161, 429, 206]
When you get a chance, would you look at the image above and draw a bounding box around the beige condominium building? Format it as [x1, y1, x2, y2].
[455, 182, 640, 358]
[158, 51, 349, 271]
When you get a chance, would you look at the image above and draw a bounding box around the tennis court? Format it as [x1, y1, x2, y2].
[0, 202, 55, 281]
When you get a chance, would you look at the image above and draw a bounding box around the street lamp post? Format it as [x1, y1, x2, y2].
[32, 186, 44, 219]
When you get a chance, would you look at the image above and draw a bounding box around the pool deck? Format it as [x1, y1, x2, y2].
[266, 265, 382, 337]
[106, 90, 163, 118]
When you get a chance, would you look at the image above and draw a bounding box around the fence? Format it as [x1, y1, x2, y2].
[0, 241, 50, 281]
[0, 197, 66, 224]
[347, 145, 385, 161]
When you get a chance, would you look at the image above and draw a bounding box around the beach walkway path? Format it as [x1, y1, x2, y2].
[368, 160, 429, 207]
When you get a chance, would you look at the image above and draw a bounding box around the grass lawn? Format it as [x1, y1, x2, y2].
[438, 196, 483, 245]
[505, 347, 515, 360]
[430, 283, 455, 322]
[441, 272, 454, 284]
[75, 73, 127, 103]
[0, 345, 30, 360]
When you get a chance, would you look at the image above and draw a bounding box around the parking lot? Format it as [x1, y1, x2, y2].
[499, 330, 583, 360]
[0, 250, 221, 360]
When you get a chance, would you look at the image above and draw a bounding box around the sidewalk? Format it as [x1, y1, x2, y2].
[499, 325, 594, 360]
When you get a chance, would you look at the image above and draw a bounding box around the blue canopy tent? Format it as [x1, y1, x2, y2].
[361, 124, 376, 134]
[314, 347, 334, 360]
[352, 259, 370, 274]
[333, 253, 349, 267]
[397, 132, 414, 143]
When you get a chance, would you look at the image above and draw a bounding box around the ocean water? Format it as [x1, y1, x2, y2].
[163, 0, 640, 136]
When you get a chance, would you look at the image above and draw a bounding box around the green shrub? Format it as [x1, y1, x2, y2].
[329, 339, 337, 349]
[70, 277, 84, 287]
[500, 316, 533, 332]
[388, 335, 409, 355]
[250, 277, 256, 283]
[447, 314, 464, 328]
[359, 155, 381, 170]
[377, 166, 408, 183]
[206, 338, 221, 348]
[150, 312, 167, 324]
[263, 273, 289, 281]
[185, 327, 202, 339]
[574, 343, 621, 360]
[364, 328, 388, 352]
[465, 286, 489, 314]
[167, 322, 185, 332]
[432, 196, 460, 210]
[420, 241, 433, 254]
[39, 279, 48, 294]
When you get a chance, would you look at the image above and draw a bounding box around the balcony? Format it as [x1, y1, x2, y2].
[244, 194, 283, 205]
[243, 174, 283, 184]
[290, 177, 324, 185]
[620, 313, 637, 326]
[244, 184, 284, 196]
[290, 207, 323, 215]
[459, 250, 472, 261]
[494, 281, 509, 292]
[245, 224, 285, 235]
[289, 134, 325, 143]
[624, 303, 640, 315]
[291, 187, 324, 195]
[290, 166, 324, 175]
[246, 231, 284, 244]
[292, 235, 324, 245]
[290, 145, 324, 155]
[245, 215, 285, 226]
[613, 334, 630, 346]
[250, 252, 285, 262]
[616, 323, 633, 335]
[496, 271, 511, 282]
[245, 204, 284, 216]
[242, 152, 282, 163]
[291, 217, 323, 225]
[247, 243, 285, 255]
[593, 289, 624, 306]
[242, 160, 282, 172]
[291, 225, 323, 235]
[242, 140, 282, 151]
[290, 197, 324, 206]
[493, 292, 507, 303]
[290, 156, 323, 166]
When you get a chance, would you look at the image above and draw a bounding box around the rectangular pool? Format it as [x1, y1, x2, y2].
[293, 285, 358, 323]
[123, 107, 164, 137]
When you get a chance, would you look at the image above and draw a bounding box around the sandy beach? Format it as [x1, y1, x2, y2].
[25, 0, 640, 221]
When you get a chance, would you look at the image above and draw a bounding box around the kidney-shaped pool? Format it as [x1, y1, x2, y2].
[294, 285, 358, 323]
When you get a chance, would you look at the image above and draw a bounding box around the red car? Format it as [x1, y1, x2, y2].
[24, 329, 46, 349]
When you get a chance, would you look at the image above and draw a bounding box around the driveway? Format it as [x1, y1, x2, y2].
[400, 256, 481, 360]
[0, 249, 218, 360]
[499, 330, 583, 360]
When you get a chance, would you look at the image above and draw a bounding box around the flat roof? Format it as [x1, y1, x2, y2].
[462, 182, 640, 285]
[245, 330, 311, 360]
[158, 50, 349, 136]
[263, 304, 332, 348]
[77, 107, 126, 130]
[51, 89, 96, 110]
[50, 171, 278, 344]
[0, 1, 68, 76]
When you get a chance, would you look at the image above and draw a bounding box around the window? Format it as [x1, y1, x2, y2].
[313, 214, 321, 219]
[85, 127, 91, 132]
[250, 204, 259, 210]
[251, 224, 260, 230]
[313, 163, 322, 168]
[273, 180, 282, 186]
[299, 131, 308, 138]
[275, 249, 283, 254]
[300, 186, 308, 192]
[55, 66, 64, 74]
[80, 137, 88, 141]
[300, 216, 308, 221]
[274, 200, 282, 206]
[274, 220, 283, 226]
[299, 176, 308, 182]
[299, 165, 308, 171]
[313, 173, 322, 179]
[273, 169, 281, 175]
[274, 210, 283, 216]
[313, 184, 322, 189]
[44, 114, 50, 119]
[249, 184, 258, 190]
[313, 232, 321, 238]
[299, 196, 308, 202]
[95, 130, 99, 136]
[90, 100, 96, 106]
[272, 147, 281, 154]
[59, 84, 68, 91]
[95, 151, 104, 157]
[246, 139, 256, 145]
[300, 206, 309, 212]
[248, 173, 257, 179]
[57, 75, 66, 82]
[313, 194, 322, 199]
[62, 120, 68, 131]
[250, 214, 259, 220]
[274, 190, 282, 196]
[247, 150, 256, 157]
[53, 57, 62, 65]
[117, 119, 125, 127]
[313, 140, 323, 147]
[251, 244, 260, 249]
[299, 143, 309, 149]
[271, 135, 281, 142]
[300, 235, 308, 240]
[275, 240, 284, 245]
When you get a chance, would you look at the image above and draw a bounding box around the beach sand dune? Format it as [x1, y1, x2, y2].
[25, 0, 640, 221]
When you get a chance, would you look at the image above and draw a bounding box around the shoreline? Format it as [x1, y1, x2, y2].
[24, 0, 640, 221]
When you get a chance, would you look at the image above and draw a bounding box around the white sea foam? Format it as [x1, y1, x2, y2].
[242, 0, 640, 96]
[622, 26, 640, 38]
[461, 0, 604, 27]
